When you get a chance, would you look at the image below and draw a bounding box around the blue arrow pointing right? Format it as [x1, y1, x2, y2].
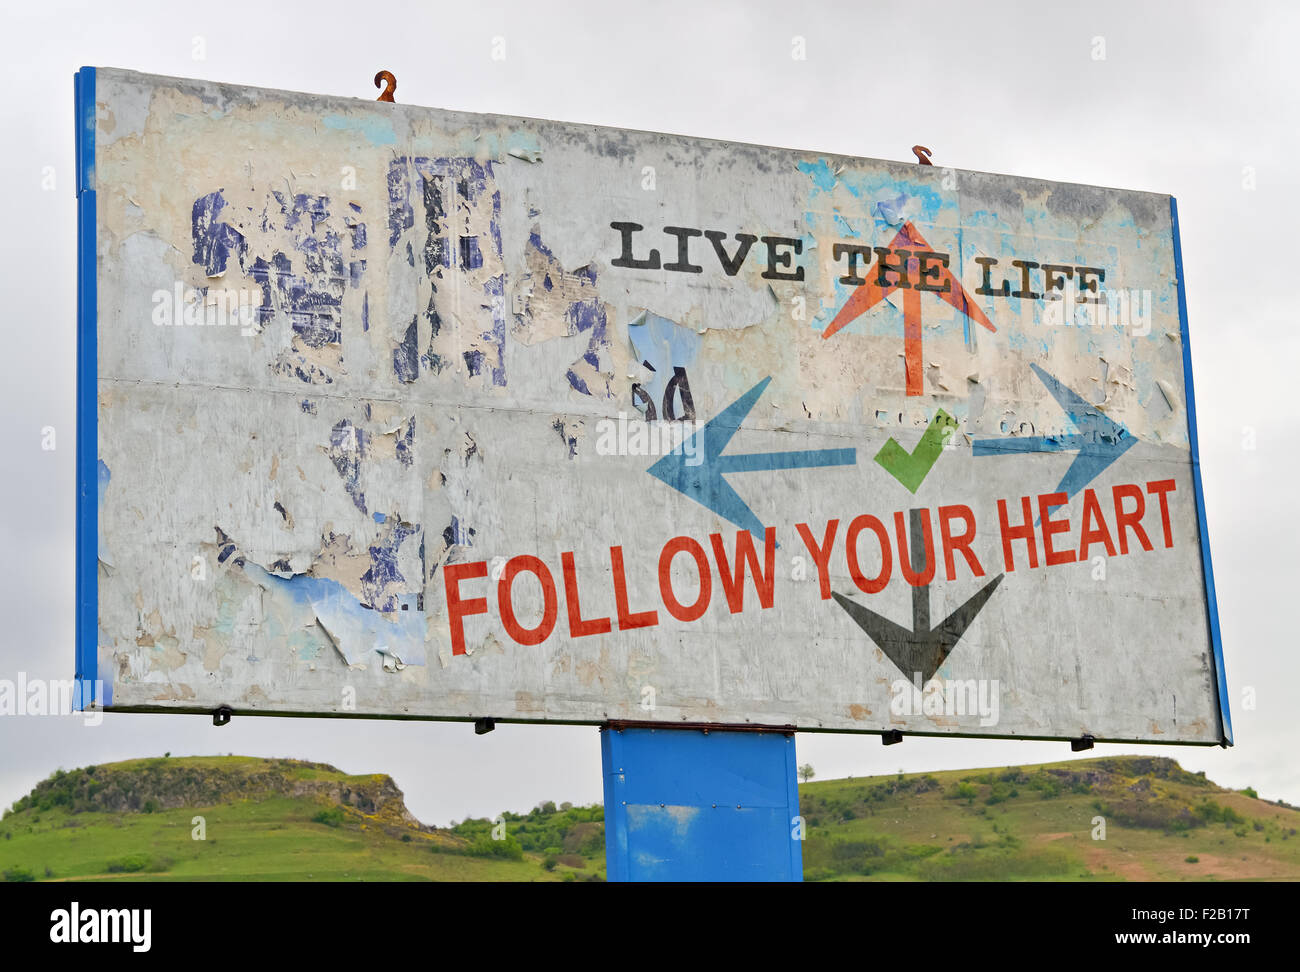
[973, 363, 1137, 499]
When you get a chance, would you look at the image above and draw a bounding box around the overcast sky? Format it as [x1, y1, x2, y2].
[1, 0, 1296, 826]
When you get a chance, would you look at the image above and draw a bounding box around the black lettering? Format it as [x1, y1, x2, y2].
[610, 222, 660, 270]
[915, 251, 951, 293]
[1076, 266, 1105, 304]
[874, 247, 910, 289]
[631, 383, 657, 420]
[761, 236, 804, 281]
[662, 226, 704, 273]
[832, 243, 874, 285]
[704, 231, 758, 276]
[1041, 264, 1074, 299]
[974, 256, 1009, 296]
[664, 367, 696, 421]
[1010, 260, 1040, 299]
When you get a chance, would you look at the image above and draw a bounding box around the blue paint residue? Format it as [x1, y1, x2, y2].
[347, 219, 367, 250]
[563, 297, 609, 396]
[528, 230, 557, 263]
[796, 158, 838, 192]
[323, 113, 397, 146]
[393, 318, 419, 383]
[489, 191, 503, 256]
[395, 417, 415, 467]
[443, 516, 475, 549]
[362, 520, 421, 612]
[191, 191, 245, 276]
[327, 420, 368, 513]
[459, 236, 483, 270]
[388, 157, 506, 387]
[482, 273, 507, 386]
[832, 211, 861, 237]
[523, 228, 612, 397]
[242, 563, 424, 667]
[507, 131, 542, 160]
[190, 188, 367, 379]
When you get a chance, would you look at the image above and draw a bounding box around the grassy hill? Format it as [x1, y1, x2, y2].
[799, 757, 1300, 881]
[0, 756, 603, 882]
[2, 754, 1296, 881]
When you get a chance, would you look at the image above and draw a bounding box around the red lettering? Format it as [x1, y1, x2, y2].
[1077, 488, 1117, 559]
[611, 545, 658, 630]
[561, 551, 612, 637]
[845, 515, 891, 594]
[795, 519, 839, 600]
[938, 504, 984, 580]
[709, 528, 776, 613]
[1112, 484, 1153, 554]
[1038, 491, 1075, 566]
[894, 509, 935, 587]
[658, 536, 712, 622]
[445, 561, 489, 656]
[1146, 479, 1177, 548]
[497, 555, 558, 646]
[998, 496, 1039, 571]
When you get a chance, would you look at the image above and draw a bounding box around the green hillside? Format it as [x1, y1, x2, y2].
[798, 757, 1300, 881]
[2, 754, 1296, 881]
[0, 756, 602, 882]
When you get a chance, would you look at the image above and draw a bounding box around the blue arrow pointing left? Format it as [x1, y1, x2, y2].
[973, 363, 1137, 499]
[647, 376, 856, 538]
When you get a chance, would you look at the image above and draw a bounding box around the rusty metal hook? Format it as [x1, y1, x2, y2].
[374, 70, 397, 103]
[912, 145, 933, 165]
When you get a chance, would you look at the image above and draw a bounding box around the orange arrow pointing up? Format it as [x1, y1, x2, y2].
[822, 221, 995, 396]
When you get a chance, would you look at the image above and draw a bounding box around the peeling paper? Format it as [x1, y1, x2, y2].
[1156, 378, 1179, 411]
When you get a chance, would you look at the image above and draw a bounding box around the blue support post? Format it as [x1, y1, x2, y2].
[601, 725, 803, 882]
[74, 66, 99, 712]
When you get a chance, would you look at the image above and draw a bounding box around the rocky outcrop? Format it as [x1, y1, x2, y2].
[10, 757, 428, 831]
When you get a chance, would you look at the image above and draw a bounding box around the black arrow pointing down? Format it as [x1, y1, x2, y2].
[832, 509, 1004, 683]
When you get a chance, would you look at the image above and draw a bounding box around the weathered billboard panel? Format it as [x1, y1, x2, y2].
[75, 67, 1230, 744]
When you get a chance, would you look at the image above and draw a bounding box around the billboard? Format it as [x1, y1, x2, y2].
[75, 67, 1230, 744]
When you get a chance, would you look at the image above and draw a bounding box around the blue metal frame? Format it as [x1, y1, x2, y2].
[74, 67, 99, 711]
[601, 726, 803, 881]
[1169, 196, 1231, 746]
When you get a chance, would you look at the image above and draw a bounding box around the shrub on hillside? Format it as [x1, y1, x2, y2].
[985, 782, 1018, 805]
[312, 807, 346, 828]
[948, 781, 978, 801]
[918, 847, 1073, 881]
[467, 834, 523, 860]
[104, 854, 171, 874]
